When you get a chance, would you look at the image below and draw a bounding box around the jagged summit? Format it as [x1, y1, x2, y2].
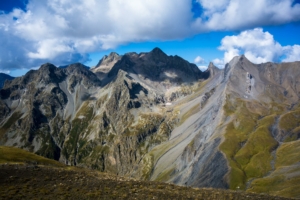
[96, 52, 120, 67]
[149, 47, 167, 57]
[206, 62, 220, 78]
[107, 48, 206, 87]
[92, 52, 122, 80]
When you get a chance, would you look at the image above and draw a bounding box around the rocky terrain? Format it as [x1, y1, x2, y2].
[0, 48, 299, 198]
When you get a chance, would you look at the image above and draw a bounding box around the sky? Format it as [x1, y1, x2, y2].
[0, 0, 300, 76]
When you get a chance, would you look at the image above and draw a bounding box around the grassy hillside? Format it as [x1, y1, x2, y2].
[0, 146, 65, 167]
[220, 98, 300, 198]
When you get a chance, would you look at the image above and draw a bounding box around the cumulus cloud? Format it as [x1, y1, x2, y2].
[283, 45, 300, 62]
[194, 0, 300, 31]
[194, 56, 205, 64]
[0, 0, 194, 70]
[214, 28, 300, 66]
[212, 58, 225, 68]
[0, 0, 300, 71]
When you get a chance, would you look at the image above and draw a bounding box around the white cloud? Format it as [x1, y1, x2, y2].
[0, 0, 194, 70]
[194, 56, 205, 64]
[212, 58, 225, 68]
[0, 70, 10, 74]
[214, 28, 300, 66]
[194, 0, 300, 31]
[198, 65, 208, 71]
[0, 0, 300, 71]
[283, 45, 300, 62]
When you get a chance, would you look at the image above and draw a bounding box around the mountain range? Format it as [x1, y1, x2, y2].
[0, 48, 299, 198]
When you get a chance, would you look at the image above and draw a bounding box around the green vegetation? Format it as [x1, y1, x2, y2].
[279, 110, 300, 131]
[0, 112, 22, 140]
[140, 154, 154, 180]
[155, 167, 175, 182]
[248, 166, 300, 198]
[220, 99, 278, 189]
[235, 115, 278, 178]
[125, 113, 164, 137]
[36, 131, 60, 160]
[276, 140, 300, 168]
[62, 102, 94, 162]
[221, 96, 300, 198]
[221, 100, 257, 189]
[0, 146, 64, 167]
[180, 103, 201, 125]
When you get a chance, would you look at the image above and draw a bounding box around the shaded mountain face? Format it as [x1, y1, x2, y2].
[0, 48, 300, 198]
[0, 73, 14, 89]
[108, 48, 208, 85]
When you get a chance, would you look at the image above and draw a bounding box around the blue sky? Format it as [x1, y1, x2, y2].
[0, 0, 300, 76]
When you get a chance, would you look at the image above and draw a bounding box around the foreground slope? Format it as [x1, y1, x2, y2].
[0, 146, 293, 200]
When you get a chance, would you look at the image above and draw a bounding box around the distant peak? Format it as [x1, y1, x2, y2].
[208, 62, 216, 69]
[207, 62, 220, 78]
[239, 55, 251, 63]
[101, 52, 120, 61]
[66, 63, 90, 71]
[109, 52, 119, 56]
[152, 47, 162, 51]
[150, 47, 166, 55]
[95, 52, 122, 68]
[40, 63, 57, 71]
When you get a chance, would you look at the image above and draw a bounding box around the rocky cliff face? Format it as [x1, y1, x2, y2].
[0, 48, 300, 198]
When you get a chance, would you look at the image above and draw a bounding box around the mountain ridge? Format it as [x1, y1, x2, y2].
[0, 48, 299, 198]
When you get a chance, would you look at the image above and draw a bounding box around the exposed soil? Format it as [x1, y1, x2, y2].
[0, 164, 295, 200]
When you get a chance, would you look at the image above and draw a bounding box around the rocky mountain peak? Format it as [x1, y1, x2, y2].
[40, 63, 57, 71]
[148, 47, 168, 63]
[97, 52, 120, 67]
[92, 52, 122, 79]
[207, 62, 220, 78]
[107, 48, 206, 87]
[150, 47, 167, 56]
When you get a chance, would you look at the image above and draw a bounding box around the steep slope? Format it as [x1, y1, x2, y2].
[0, 73, 14, 89]
[147, 55, 300, 198]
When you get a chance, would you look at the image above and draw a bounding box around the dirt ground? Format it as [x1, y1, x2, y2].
[0, 164, 295, 200]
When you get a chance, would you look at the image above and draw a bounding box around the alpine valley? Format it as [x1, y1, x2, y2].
[1, 48, 300, 198]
